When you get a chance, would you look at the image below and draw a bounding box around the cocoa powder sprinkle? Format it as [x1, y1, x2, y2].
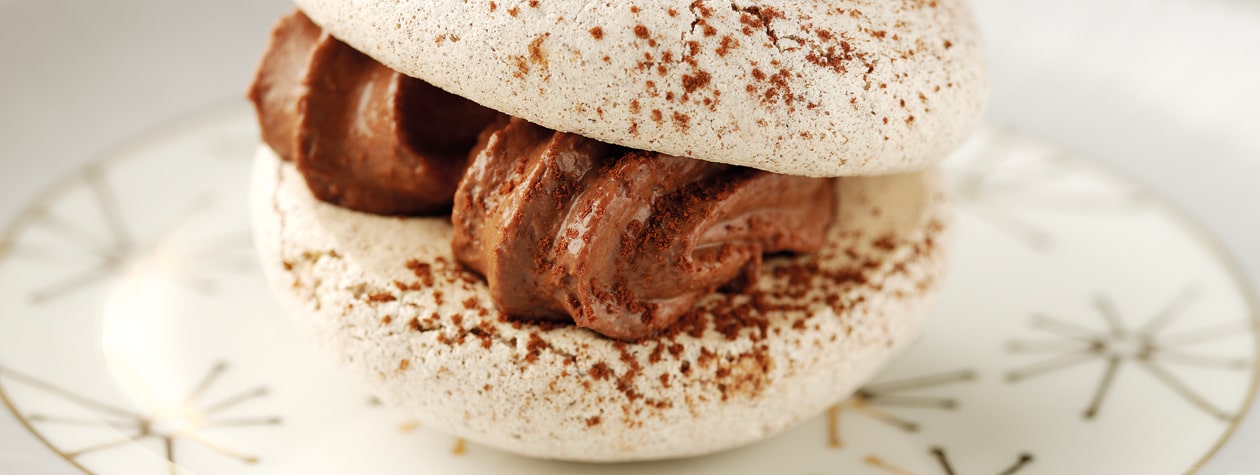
[589, 362, 613, 380]
[525, 333, 550, 363]
[681, 70, 711, 94]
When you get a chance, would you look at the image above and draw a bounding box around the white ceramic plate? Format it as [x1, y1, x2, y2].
[2, 1, 1258, 474]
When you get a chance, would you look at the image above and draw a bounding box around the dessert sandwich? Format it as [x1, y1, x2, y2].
[248, 0, 986, 461]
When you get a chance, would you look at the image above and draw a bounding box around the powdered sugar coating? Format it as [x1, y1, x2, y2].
[251, 147, 952, 460]
[291, 0, 986, 177]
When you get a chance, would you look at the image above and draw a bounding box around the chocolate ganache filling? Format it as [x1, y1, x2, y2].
[251, 11, 836, 340]
[249, 11, 501, 215]
[451, 118, 834, 340]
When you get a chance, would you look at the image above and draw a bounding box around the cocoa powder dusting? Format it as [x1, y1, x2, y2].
[528, 35, 549, 69]
[406, 260, 437, 286]
[715, 36, 737, 56]
[511, 56, 529, 77]
[648, 343, 665, 363]
[525, 333, 550, 363]
[589, 362, 612, 380]
[681, 71, 711, 94]
[671, 111, 690, 130]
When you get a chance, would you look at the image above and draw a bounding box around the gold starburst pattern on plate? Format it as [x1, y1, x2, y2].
[17, 164, 137, 304]
[1006, 286, 1252, 420]
[865, 448, 1033, 475]
[949, 127, 1147, 253]
[0, 168, 253, 304]
[0, 105, 276, 475]
[0, 361, 278, 474]
[826, 370, 975, 448]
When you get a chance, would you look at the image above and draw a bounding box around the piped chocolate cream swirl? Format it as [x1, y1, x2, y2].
[251, 11, 835, 340]
[452, 118, 834, 340]
[248, 11, 500, 215]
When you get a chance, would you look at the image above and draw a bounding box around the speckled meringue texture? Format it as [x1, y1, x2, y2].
[251, 147, 953, 461]
[291, 0, 986, 177]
